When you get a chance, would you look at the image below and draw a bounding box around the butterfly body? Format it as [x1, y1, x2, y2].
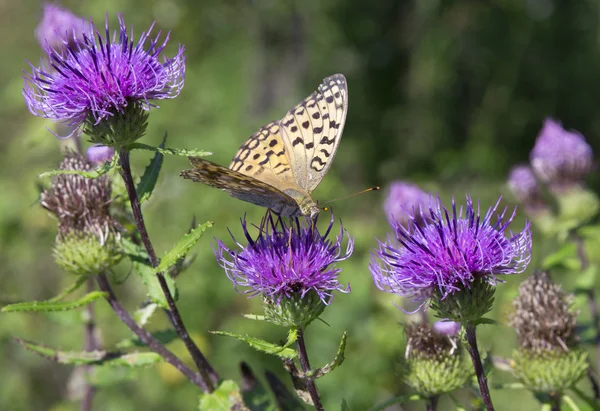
[181, 74, 348, 219]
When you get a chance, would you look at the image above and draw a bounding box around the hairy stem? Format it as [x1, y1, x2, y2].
[295, 326, 324, 411]
[465, 324, 495, 411]
[572, 232, 600, 399]
[95, 273, 210, 390]
[81, 278, 98, 411]
[118, 148, 217, 391]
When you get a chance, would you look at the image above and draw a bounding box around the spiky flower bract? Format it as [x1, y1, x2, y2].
[509, 272, 588, 393]
[370, 196, 532, 311]
[530, 118, 593, 190]
[23, 14, 185, 144]
[383, 181, 432, 227]
[216, 212, 352, 326]
[400, 322, 471, 397]
[35, 4, 89, 49]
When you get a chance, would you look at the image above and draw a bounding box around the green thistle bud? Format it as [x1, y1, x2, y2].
[54, 223, 122, 276]
[509, 272, 588, 393]
[84, 103, 149, 148]
[556, 186, 600, 230]
[262, 291, 326, 328]
[430, 278, 495, 325]
[399, 323, 471, 397]
[511, 348, 588, 393]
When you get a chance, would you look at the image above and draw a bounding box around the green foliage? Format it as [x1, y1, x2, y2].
[308, 331, 347, 379]
[12, 338, 162, 367]
[131, 259, 178, 309]
[136, 134, 166, 203]
[2, 291, 107, 313]
[130, 143, 211, 158]
[38, 155, 117, 179]
[211, 330, 298, 359]
[198, 380, 244, 411]
[155, 221, 213, 274]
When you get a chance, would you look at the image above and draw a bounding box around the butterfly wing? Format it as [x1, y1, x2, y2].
[181, 157, 299, 214]
[278, 74, 348, 193]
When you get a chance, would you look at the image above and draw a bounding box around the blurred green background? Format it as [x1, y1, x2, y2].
[1, 0, 600, 410]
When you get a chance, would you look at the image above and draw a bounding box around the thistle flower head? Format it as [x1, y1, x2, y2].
[530, 118, 593, 189]
[383, 182, 432, 226]
[370, 196, 532, 309]
[23, 14, 185, 142]
[216, 212, 352, 305]
[507, 164, 546, 210]
[41, 151, 112, 234]
[509, 271, 578, 352]
[400, 322, 471, 396]
[86, 145, 115, 164]
[35, 4, 89, 49]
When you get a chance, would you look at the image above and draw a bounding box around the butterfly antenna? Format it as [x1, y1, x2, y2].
[321, 186, 380, 210]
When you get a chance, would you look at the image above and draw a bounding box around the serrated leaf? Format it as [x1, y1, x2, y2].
[137, 134, 166, 203]
[39, 155, 117, 179]
[542, 242, 579, 270]
[155, 222, 213, 274]
[198, 380, 244, 411]
[13, 338, 162, 366]
[116, 330, 179, 349]
[211, 331, 297, 359]
[121, 238, 148, 262]
[309, 330, 347, 379]
[130, 142, 211, 158]
[48, 276, 88, 302]
[133, 303, 158, 326]
[2, 291, 107, 313]
[132, 261, 177, 309]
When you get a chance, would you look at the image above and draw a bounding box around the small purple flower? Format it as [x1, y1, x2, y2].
[370, 196, 532, 306]
[216, 212, 353, 305]
[35, 4, 89, 49]
[508, 164, 546, 211]
[384, 182, 432, 226]
[530, 118, 593, 188]
[433, 320, 461, 336]
[86, 145, 115, 164]
[23, 14, 185, 137]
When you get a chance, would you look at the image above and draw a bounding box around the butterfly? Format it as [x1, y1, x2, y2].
[180, 74, 348, 219]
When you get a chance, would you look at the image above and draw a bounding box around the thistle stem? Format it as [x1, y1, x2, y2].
[426, 396, 439, 411]
[296, 326, 324, 411]
[95, 272, 209, 390]
[117, 148, 216, 392]
[81, 277, 98, 411]
[465, 324, 495, 411]
[572, 232, 600, 399]
[549, 392, 561, 411]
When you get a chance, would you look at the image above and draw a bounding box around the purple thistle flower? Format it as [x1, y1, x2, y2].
[216, 212, 353, 305]
[508, 164, 546, 211]
[23, 14, 185, 138]
[384, 181, 433, 226]
[370, 196, 532, 306]
[35, 4, 90, 49]
[530, 118, 593, 189]
[86, 145, 115, 164]
[433, 320, 461, 336]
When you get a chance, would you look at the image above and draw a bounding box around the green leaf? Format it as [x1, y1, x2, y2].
[132, 260, 177, 309]
[155, 221, 213, 274]
[474, 317, 498, 326]
[542, 242, 580, 270]
[574, 265, 598, 292]
[211, 331, 297, 359]
[309, 330, 347, 379]
[133, 303, 158, 326]
[39, 154, 117, 179]
[562, 394, 581, 411]
[48, 276, 88, 302]
[570, 386, 600, 410]
[130, 142, 211, 158]
[242, 314, 267, 321]
[367, 394, 423, 411]
[341, 398, 350, 411]
[198, 380, 243, 411]
[116, 330, 179, 349]
[121, 238, 148, 262]
[136, 134, 166, 203]
[13, 338, 162, 366]
[2, 291, 107, 313]
[449, 394, 467, 411]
